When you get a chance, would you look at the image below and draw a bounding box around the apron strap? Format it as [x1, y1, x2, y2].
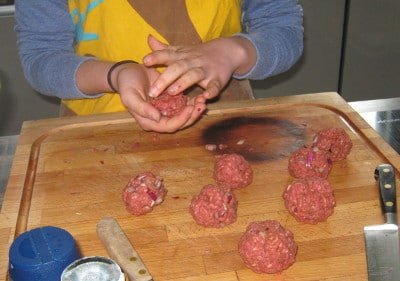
[127, 0, 202, 45]
[127, 0, 253, 102]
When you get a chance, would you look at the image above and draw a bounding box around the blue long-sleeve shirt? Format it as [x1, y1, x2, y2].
[15, 0, 303, 99]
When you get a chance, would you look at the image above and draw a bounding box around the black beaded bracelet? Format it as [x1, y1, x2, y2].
[107, 60, 138, 92]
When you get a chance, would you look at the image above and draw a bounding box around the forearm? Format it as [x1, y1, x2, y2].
[228, 36, 257, 77]
[15, 0, 101, 99]
[76, 60, 114, 95]
[235, 0, 304, 80]
[18, 51, 99, 99]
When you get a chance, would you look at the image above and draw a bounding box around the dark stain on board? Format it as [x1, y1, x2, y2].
[202, 116, 306, 162]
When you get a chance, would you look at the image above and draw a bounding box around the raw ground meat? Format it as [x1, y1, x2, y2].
[238, 220, 298, 274]
[122, 172, 168, 215]
[312, 127, 353, 161]
[150, 91, 187, 118]
[189, 184, 238, 228]
[213, 153, 253, 190]
[283, 178, 336, 224]
[288, 146, 332, 179]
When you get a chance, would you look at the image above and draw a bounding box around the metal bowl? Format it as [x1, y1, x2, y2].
[61, 256, 125, 281]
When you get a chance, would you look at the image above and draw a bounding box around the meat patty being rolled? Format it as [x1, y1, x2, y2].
[238, 220, 298, 274]
[283, 178, 336, 224]
[312, 127, 353, 161]
[189, 184, 238, 228]
[150, 91, 187, 118]
[122, 172, 168, 215]
[288, 147, 332, 179]
[213, 153, 253, 190]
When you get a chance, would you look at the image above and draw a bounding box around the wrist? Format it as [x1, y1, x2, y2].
[229, 36, 257, 77]
[107, 60, 138, 92]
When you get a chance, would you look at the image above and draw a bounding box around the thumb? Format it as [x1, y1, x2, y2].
[147, 34, 168, 51]
[203, 79, 222, 100]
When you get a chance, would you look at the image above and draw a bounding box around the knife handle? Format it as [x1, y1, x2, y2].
[375, 164, 397, 224]
[97, 217, 154, 281]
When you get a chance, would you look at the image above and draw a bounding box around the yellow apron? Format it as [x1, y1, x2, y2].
[65, 0, 249, 115]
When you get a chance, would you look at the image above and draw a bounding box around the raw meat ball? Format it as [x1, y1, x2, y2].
[312, 127, 353, 161]
[213, 153, 253, 190]
[122, 172, 168, 215]
[150, 91, 187, 118]
[283, 178, 336, 224]
[189, 184, 238, 228]
[238, 220, 298, 274]
[288, 147, 332, 179]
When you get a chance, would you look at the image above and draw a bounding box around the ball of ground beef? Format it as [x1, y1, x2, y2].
[288, 147, 332, 179]
[189, 184, 238, 228]
[238, 220, 298, 274]
[150, 91, 187, 118]
[312, 127, 353, 161]
[213, 153, 253, 190]
[122, 172, 168, 215]
[283, 178, 336, 224]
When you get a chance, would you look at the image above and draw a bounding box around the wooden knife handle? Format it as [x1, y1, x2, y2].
[375, 164, 397, 224]
[97, 217, 154, 281]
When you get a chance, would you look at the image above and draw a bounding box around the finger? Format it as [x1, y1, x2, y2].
[162, 106, 196, 131]
[173, 97, 206, 129]
[147, 35, 168, 51]
[144, 47, 182, 69]
[164, 67, 206, 95]
[151, 62, 207, 97]
[148, 60, 193, 97]
[202, 79, 222, 100]
[187, 95, 207, 105]
[121, 89, 161, 122]
[134, 101, 206, 133]
[181, 103, 207, 129]
[134, 108, 192, 133]
[131, 114, 162, 132]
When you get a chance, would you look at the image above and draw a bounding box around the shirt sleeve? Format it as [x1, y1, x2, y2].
[15, 0, 99, 99]
[233, 0, 304, 80]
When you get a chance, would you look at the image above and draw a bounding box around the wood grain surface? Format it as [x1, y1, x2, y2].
[1, 92, 399, 281]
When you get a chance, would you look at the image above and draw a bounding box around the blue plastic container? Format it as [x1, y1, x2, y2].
[8, 226, 81, 281]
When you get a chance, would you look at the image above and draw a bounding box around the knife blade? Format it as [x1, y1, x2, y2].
[364, 164, 400, 281]
[97, 217, 154, 281]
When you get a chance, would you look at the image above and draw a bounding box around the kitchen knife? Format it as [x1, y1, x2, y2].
[364, 164, 400, 281]
[97, 217, 154, 281]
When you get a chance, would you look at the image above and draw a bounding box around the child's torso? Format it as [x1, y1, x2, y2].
[65, 0, 244, 115]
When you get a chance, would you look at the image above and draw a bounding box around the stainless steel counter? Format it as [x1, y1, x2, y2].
[0, 4, 14, 16]
[349, 97, 400, 154]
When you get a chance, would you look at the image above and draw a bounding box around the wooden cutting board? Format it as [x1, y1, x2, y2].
[1, 92, 400, 280]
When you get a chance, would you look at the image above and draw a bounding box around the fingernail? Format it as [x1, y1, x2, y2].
[166, 85, 177, 94]
[149, 112, 160, 122]
[148, 87, 157, 98]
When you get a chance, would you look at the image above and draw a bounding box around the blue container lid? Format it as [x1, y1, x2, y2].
[9, 226, 81, 281]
